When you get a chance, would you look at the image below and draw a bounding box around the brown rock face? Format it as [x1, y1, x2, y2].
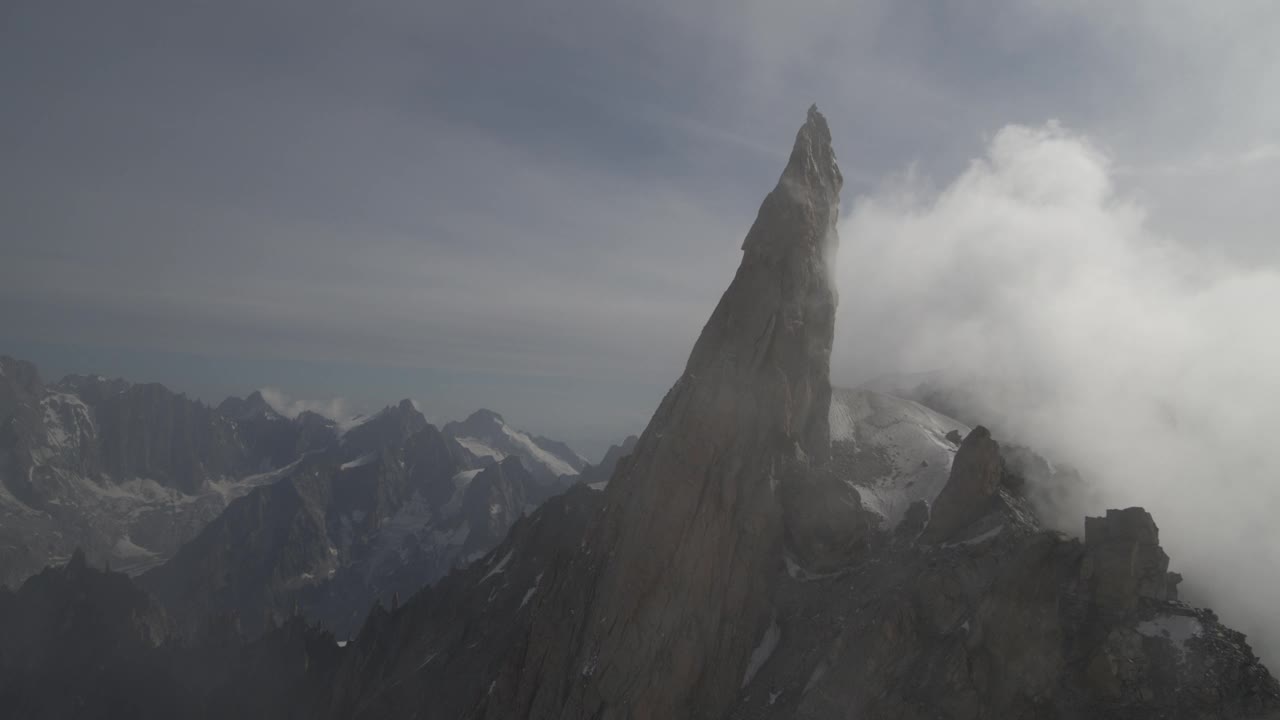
[922, 425, 1002, 542]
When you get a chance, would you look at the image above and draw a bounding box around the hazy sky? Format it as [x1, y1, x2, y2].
[2, 1, 1277, 459]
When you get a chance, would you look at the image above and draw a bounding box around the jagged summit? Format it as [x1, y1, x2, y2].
[495, 105, 843, 718]
[742, 104, 841, 256]
[216, 389, 280, 420]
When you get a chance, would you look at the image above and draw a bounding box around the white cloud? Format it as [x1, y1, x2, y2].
[833, 122, 1280, 664]
[257, 386, 350, 422]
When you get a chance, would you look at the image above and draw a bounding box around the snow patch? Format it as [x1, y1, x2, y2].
[518, 572, 544, 610]
[40, 392, 95, 451]
[481, 548, 515, 583]
[741, 616, 781, 688]
[947, 524, 1005, 547]
[340, 452, 377, 470]
[828, 397, 855, 444]
[455, 437, 506, 462]
[336, 413, 370, 437]
[500, 424, 579, 477]
[1137, 614, 1203, 660]
[112, 534, 158, 559]
[831, 389, 969, 530]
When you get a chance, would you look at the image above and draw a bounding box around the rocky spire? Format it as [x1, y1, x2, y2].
[507, 106, 843, 720]
[921, 426, 1004, 542]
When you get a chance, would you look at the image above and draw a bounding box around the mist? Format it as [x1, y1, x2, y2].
[257, 386, 351, 423]
[832, 122, 1280, 664]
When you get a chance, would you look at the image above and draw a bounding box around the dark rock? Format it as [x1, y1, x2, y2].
[1082, 507, 1181, 615]
[922, 426, 1003, 542]
[897, 499, 931, 539]
[460, 456, 531, 550]
[575, 434, 639, 489]
[139, 422, 477, 638]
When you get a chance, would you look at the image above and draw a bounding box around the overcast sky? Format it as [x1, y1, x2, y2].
[2, 0, 1277, 457]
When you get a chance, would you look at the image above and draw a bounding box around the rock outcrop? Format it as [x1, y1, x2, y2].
[1083, 506, 1182, 615]
[459, 456, 532, 550]
[922, 425, 1003, 542]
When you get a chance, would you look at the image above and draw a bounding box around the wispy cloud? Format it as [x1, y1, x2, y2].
[257, 387, 350, 421]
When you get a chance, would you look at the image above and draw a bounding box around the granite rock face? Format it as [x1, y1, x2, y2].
[544, 103, 842, 720]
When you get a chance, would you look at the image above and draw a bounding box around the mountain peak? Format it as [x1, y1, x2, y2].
[740, 104, 841, 259]
[464, 408, 505, 425]
[217, 389, 283, 421]
[502, 105, 845, 717]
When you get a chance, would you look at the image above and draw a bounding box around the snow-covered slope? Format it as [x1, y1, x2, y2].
[443, 409, 587, 485]
[828, 387, 970, 530]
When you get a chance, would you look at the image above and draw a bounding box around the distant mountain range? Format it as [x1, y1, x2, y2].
[0, 354, 629, 636]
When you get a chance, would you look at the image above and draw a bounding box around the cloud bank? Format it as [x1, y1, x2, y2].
[833, 122, 1280, 664]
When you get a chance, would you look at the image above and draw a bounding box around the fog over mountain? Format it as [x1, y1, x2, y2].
[833, 122, 1280, 663]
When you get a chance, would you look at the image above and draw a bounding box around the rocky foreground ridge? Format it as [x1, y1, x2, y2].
[0, 107, 1274, 720]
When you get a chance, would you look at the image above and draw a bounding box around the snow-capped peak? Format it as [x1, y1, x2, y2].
[444, 410, 586, 482]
